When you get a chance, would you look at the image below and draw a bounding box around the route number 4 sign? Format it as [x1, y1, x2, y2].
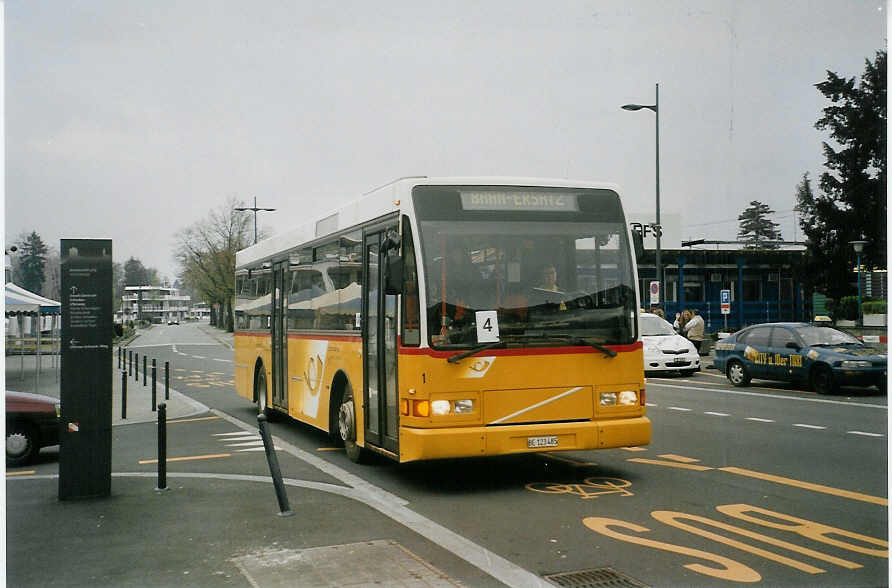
[476, 311, 500, 343]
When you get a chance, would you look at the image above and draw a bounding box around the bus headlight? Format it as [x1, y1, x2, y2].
[600, 391, 638, 406]
[453, 399, 474, 414]
[431, 400, 452, 415]
[618, 391, 638, 405]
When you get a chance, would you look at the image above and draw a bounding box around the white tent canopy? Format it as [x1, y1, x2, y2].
[4, 282, 62, 393]
[5, 282, 61, 315]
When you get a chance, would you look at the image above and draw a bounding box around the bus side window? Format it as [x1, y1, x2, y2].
[401, 217, 420, 346]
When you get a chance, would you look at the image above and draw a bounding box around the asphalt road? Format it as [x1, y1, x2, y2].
[126, 322, 889, 587]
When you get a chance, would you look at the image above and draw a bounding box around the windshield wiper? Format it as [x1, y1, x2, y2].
[446, 340, 506, 364]
[553, 334, 617, 358]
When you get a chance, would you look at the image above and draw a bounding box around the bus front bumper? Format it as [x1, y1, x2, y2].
[397, 417, 651, 462]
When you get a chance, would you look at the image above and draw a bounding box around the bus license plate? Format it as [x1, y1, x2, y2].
[528, 435, 558, 448]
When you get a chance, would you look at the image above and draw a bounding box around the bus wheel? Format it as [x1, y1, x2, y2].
[338, 385, 366, 463]
[726, 360, 751, 387]
[255, 365, 269, 415]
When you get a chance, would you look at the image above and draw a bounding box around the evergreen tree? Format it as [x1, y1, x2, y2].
[123, 257, 149, 286]
[16, 231, 48, 294]
[798, 50, 886, 299]
[737, 201, 782, 249]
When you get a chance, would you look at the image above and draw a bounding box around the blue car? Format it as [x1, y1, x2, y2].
[713, 322, 887, 394]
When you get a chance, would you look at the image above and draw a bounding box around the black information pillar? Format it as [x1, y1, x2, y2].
[59, 239, 113, 500]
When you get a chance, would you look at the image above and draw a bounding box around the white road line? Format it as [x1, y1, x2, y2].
[848, 431, 885, 437]
[667, 406, 692, 412]
[703, 411, 730, 416]
[191, 355, 206, 359]
[214, 432, 258, 437]
[212, 358, 232, 362]
[226, 441, 266, 448]
[645, 402, 658, 407]
[652, 382, 888, 409]
[793, 424, 827, 430]
[745, 417, 775, 423]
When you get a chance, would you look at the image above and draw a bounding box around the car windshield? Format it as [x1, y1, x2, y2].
[796, 326, 863, 347]
[640, 314, 675, 336]
[414, 185, 638, 349]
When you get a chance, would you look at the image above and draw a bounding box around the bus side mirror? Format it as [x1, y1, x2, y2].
[384, 254, 403, 295]
[632, 231, 645, 261]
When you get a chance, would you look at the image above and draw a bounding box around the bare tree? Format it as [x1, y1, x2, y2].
[174, 197, 257, 332]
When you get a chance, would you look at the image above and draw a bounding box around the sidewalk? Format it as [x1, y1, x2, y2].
[5, 351, 207, 425]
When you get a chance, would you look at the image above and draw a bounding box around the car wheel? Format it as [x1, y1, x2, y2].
[338, 383, 367, 464]
[7, 423, 38, 467]
[726, 360, 751, 387]
[810, 364, 837, 395]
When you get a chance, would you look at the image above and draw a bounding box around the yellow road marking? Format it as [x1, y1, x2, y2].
[659, 454, 701, 463]
[720, 467, 888, 506]
[317, 447, 344, 452]
[6, 470, 36, 476]
[139, 453, 231, 465]
[621, 446, 648, 452]
[168, 416, 221, 424]
[627, 458, 714, 471]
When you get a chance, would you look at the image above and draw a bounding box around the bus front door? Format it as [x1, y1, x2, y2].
[363, 225, 399, 456]
[271, 261, 288, 412]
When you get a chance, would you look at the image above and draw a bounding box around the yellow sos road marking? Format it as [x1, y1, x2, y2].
[584, 503, 887, 583]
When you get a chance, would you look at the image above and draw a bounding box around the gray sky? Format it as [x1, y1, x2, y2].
[4, 1, 887, 282]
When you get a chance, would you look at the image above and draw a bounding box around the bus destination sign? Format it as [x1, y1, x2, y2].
[460, 191, 579, 212]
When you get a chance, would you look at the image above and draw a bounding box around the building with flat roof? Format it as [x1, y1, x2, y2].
[119, 285, 190, 324]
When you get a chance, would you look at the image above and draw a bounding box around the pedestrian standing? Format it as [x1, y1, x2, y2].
[683, 309, 705, 353]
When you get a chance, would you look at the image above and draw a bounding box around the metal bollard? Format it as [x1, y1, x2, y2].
[143, 355, 147, 386]
[257, 414, 293, 516]
[156, 403, 168, 491]
[129, 350, 133, 375]
[151, 359, 157, 412]
[118, 347, 122, 369]
[134, 352, 139, 381]
[164, 361, 170, 400]
[121, 370, 128, 419]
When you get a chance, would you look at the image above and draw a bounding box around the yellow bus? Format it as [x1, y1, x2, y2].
[234, 177, 650, 463]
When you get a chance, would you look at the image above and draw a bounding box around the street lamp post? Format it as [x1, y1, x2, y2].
[622, 83, 661, 305]
[849, 240, 867, 326]
[234, 197, 276, 245]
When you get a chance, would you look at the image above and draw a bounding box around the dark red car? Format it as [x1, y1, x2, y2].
[6, 390, 60, 467]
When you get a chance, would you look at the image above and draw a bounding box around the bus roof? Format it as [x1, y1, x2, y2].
[235, 176, 621, 270]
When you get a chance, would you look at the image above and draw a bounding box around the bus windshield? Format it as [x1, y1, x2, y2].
[413, 186, 638, 349]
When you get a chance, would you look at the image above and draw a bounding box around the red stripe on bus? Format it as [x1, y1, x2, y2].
[234, 331, 643, 355]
